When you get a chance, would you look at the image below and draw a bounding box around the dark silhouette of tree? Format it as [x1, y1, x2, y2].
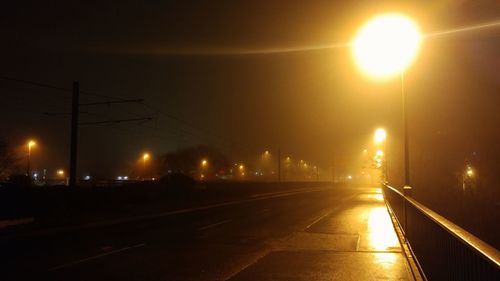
[0, 137, 21, 179]
[158, 145, 229, 179]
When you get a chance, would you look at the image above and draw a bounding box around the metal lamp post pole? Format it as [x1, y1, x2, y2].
[401, 71, 413, 241]
[27, 144, 31, 177]
[401, 71, 410, 187]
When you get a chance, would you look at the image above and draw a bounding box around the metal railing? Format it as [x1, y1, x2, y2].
[382, 184, 500, 281]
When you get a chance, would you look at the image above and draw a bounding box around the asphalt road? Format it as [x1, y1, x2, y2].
[0, 184, 412, 281]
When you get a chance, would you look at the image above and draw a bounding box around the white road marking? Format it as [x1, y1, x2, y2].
[7, 186, 334, 239]
[304, 208, 332, 230]
[49, 243, 145, 271]
[198, 219, 232, 231]
[251, 187, 327, 198]
[304, 193, 359, 231]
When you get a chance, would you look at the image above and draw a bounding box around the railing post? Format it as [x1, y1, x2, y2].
[403, 186, 412, 242]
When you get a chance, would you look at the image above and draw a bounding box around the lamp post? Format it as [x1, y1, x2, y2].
[143, 153, 150, 179]
[200, 159, 208, 180]
[27, 140, 36, 177]
[374, 128, 388, 181]
[352, 13, 421, 188]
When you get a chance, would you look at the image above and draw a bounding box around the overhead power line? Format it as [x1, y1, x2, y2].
[0, 75, 264, 155]
[79, 117, 153, 126]
[79, 99, 144, 106]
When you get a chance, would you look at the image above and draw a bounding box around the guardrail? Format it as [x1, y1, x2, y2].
[382, 184, 500, 281]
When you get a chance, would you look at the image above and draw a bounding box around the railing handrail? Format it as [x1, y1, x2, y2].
[405, 196, 500, 268]
[384, 184, 500, 268]
[385, 184, 405, 197]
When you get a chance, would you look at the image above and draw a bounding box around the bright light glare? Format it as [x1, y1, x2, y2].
[374, 128, 387, 144]
[353, 13, 421, 78]
[466, 167, 474, 177]
[368, 207, 400, 251]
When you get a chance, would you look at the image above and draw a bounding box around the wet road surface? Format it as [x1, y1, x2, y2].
[1, 185, 413, 280]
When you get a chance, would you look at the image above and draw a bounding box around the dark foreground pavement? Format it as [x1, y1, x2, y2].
[0, 184, 413, 280]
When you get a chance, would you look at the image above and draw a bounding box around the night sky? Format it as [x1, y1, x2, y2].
[1, 0, 499, 182]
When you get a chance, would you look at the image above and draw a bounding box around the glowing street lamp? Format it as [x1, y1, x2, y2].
[27, 140, 36, 177]
[201, 159, 208, 168]
[353, 13, 421, 79]
[143, 153, 150, 166]
[57, 169, 65, 177]
[374, 128, 388, 181]
[353, 13, 421, 187]
[466, 165, 474, 178]
[142, 153, 150, 179]
[374, 128, 387, 145]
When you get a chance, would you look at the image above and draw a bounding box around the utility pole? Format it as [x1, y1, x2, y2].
[278, 149, 281, 182]
[67, 82, 148, 187]
[69, 81, 79, 188]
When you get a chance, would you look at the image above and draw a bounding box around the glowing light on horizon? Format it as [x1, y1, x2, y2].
[466, 165, 474, 177]
[374, 128, 387, 144]
[28, 140, 36, 148]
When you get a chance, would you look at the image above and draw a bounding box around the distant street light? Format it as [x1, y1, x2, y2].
[466, 165, 474, 178]
[374, 128, 388, 181]
[200, 159, 208, 180]
[353, 13, 421, 187]
[143, 153, 150, 179]
[57, 169, 65, 177]
[238, 164, 245, 178]
[27, 140, 36, 177]
[374, 128, 387, 145]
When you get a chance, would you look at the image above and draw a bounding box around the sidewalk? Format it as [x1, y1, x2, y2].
[230, 187, 415, 281]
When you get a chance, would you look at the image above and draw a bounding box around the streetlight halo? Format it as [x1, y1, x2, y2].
[352, 13, 421, 78]
[374, 128, 387, 144]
